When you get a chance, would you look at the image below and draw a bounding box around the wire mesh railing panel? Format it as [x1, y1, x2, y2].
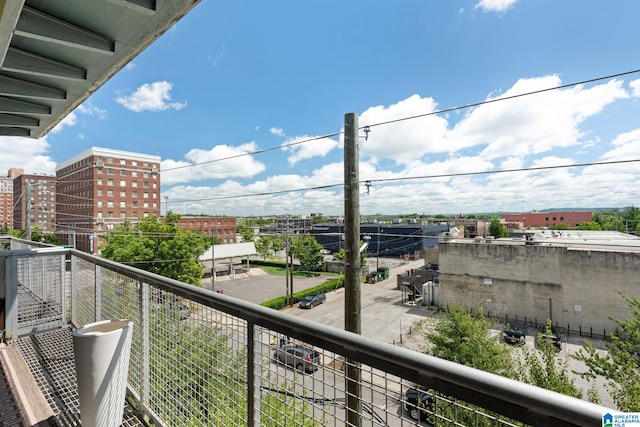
[252, 331, 531, 427]
[16, 255, 64, 333]
[139, 297, 250, 426]
[5, 245, 605, 427]
[99, 269, 142, 391]
[70, 255, 97, 328]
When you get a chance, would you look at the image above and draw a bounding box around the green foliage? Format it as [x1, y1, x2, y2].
[240, 227, 255, 243]
[574, 293, 640, 411]
[255, 236, 272, 260]
[424, 305, 519, 426]
[488, 219, 509, 238]
[517, 320, 582, 398]
[593, 206, 640, 233]
[289, 236, 325, 270]
[425, 304, 515, 378]
[262, 277, 344, 310]
[576, 221, 602, 230]
[333, 248, 345, 262]
[100, 212, 210, 286]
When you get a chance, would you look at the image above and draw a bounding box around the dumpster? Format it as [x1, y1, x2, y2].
[379, 267, 390, 280]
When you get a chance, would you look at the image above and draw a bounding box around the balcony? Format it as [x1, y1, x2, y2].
[1, 237, 610, 426]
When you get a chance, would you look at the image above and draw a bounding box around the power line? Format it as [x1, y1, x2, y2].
[363, 69, 640, 129]
[169, 157, 640, 204]
[161, 69, 640, 174]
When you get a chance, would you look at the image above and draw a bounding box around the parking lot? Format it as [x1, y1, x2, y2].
[201, 256, 615, 409]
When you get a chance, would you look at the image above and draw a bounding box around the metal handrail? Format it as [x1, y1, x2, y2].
[1, 244, 611, 426]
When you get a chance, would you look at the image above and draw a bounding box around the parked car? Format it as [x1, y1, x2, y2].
[299, 293, 326, 309]
[537, 325, 562, 349]
[274, 345, 321, 373]
[503, 322, 526, 344]
[166, 302, 191, 320]
[404, 385, 434, 421]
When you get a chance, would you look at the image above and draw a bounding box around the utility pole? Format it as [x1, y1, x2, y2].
[211, 231, 215, 290]
[288, 215, 294, 307]
[344, 112, 362, 427]
[25, 180, 32, 241]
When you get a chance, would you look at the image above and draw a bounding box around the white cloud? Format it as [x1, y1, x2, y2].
[116, 81, 187, 112]
[206, 46, 227, 68]
[601, 129, 640, 161]
[0, 137, 56, 175]
[447, 76, 628, 160]
[161, 75, 640, 215]
[474, 0, 520, 13]
[50, 101, 107, 133]
[630, 79, 640, 97]
[50, 111, 77, 133]
[77, 103, 107, 119]
[161, 142, 266, 185]
[281, 135, 340, 165]
[359, 94, 448, 164]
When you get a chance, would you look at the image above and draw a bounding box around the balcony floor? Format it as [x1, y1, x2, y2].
[5, 328, 144, 427]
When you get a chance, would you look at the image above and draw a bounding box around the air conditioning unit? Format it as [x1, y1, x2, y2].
[151, 167, 158, 173]
[96, 162, 104, 167]
[96, 218, 104, 224]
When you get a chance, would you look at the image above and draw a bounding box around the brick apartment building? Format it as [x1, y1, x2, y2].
[0, 169, 22, 230]
[501, 211, 592, 229]
[12, 172, 56, 233]
[56, 147, 161, 253]
[177, 216, 237, 244]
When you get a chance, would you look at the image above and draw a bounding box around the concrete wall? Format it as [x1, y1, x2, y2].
[439, 242, 640, 334]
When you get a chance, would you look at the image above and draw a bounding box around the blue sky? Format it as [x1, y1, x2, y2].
[3, 0, 640, 217]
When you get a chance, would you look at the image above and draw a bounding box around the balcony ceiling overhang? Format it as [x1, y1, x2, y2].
[0, 0, 200, 138]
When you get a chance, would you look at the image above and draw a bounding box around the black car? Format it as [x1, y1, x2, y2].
[404, 386, 434, 422]
[299, 293, 326, 309]
[503, 323, 526, 344]
[538, 325, 562, 349]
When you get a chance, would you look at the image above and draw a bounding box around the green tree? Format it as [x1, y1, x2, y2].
[239, 225, 255, 243]
[488, 219, 509, 238]
[270, 236, 286, 256]
[100, 212, 210, 286]
[425, 304, 515, 377]
[518, 320, 582, 398]
[576, 221, 602, 230]
[574, 293, 640, 411]
[255, 236, 272, 260]
[289, 236, 325, 270]
[424, 305, 516, 426]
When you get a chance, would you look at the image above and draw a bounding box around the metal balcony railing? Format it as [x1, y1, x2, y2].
[1, 239, 611, 426]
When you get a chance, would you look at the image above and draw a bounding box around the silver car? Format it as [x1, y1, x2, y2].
[274, 345, 321, 373]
